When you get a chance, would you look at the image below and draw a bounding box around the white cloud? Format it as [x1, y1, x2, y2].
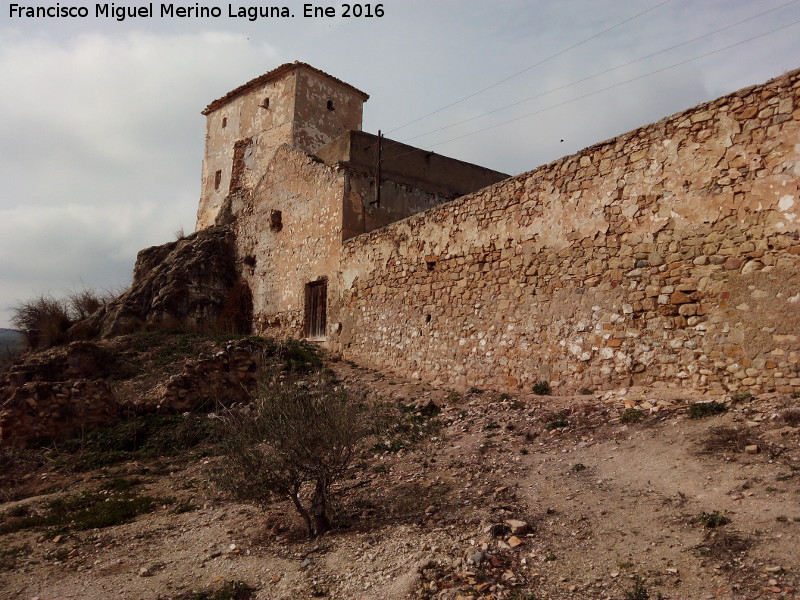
[1, 0, 799, 328]
[0, 30, 281, 325]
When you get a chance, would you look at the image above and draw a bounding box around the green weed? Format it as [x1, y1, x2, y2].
[620, 408, 645, 424]
[688, 401, 728, 419]
[532, 381, 551, 395]
[697, 511, 730, 528]
[0, 489, 172, 536]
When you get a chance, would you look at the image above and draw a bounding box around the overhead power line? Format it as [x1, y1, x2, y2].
[386, 0, 676, 135]
[382, 18, 800, 162]
[400, 0, 800, 144]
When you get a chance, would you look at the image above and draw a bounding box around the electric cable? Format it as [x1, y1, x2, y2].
[385, 0, 676, 135]
[382, 18, 800, 162]
[400, 0, 800, 144]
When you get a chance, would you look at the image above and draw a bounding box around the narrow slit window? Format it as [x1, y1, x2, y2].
[214, 170, 222, 191]
[221, 117, 227, 128]
[262, 97, 270, 109]
[270, 209, 282, 232]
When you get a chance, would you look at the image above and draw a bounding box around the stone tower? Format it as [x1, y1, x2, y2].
[196, 62, 369, 229]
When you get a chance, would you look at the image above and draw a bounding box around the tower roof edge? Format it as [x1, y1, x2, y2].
[201, 61, 370, 115]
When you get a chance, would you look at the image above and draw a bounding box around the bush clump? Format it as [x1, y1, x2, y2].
[697, 510, 731, 528]
[532, 380, 551, 395]
[688, 401, 728, 420]
[620, 408, 645, 424]
[11, 289, 110, 349]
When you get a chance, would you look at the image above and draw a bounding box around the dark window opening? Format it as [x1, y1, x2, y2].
[326, 99, 335, 111]
[304, 279, 327, 339]
[262, 97, 270, 109]
[426, 260, 436, 271]
[214, 170, 222, 191]
[222, 117, 227, 128]
[270, 209, 283, 232]
[425, 314, 432, 323]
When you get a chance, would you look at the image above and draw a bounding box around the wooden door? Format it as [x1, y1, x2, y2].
[304, 280, 327, 338]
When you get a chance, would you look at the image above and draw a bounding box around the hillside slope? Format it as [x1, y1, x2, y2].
[1, 340, 798, 600]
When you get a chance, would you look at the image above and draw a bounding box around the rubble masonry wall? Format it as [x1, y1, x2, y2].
[332, 69, 800, 395]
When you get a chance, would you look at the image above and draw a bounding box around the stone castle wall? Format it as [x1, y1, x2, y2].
[331, 69, 800, 395]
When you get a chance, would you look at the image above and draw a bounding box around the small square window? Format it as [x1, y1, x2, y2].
[214, 170, 222, 191]
[326, 99, 334, 111]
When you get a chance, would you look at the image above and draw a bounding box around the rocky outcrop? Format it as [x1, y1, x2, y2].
[76, 226, 237, 339]
[0, 336, 268, 447]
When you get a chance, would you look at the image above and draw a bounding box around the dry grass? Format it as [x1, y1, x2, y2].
[10, 289, 109, 348]
[700, 426, 757, 454]
[780, 407, 800, 426]
[696, 529, 753, 563]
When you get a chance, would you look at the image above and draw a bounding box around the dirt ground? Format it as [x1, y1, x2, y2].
[2, 359, 799, 600]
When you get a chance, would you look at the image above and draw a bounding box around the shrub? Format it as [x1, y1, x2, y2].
[67, 288, 105, 321]
[620, 408, 645, 424]
[697, 511, 730, 528]
[730, 391, 754, 403]
[688, 401, 728, 420]
[532, 380, 550, 395]
[10, 294, 71, 348]
[213, 373, 376, 538]
[701, 426, 754, 454]
[781, 407, 800, 426]
[624, 576, 651, 600]
[11, 288, 109, 348]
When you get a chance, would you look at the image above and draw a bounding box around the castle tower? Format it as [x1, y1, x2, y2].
[196, 62, 369, 229]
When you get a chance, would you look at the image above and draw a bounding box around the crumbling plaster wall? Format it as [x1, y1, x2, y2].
[292, 69, 364, 156]
[331, 69, 800, 395]
[235, 145, 345, 336]
[198, 66, 364, 230]
[198, 74, 296, 229]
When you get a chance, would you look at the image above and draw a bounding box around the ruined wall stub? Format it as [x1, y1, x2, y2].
[332, 68, 800, 396]
[197, 62, 368, 230]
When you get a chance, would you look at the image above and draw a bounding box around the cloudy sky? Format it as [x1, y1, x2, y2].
[1, 0, 799, 328]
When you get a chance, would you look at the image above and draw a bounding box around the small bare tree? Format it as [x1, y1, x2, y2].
[214, 374, 374, 538]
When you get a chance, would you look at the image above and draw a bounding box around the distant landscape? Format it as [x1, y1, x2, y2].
[0, 328, 25, 365]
